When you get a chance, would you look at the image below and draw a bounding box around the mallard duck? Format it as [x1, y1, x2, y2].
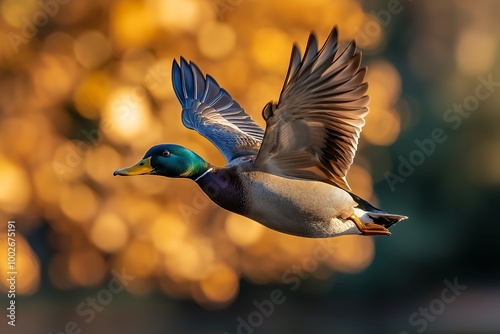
[114, 27, 407, 238]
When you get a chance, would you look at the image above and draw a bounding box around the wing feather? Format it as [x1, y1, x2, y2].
[172, 58, 265, 163]
[254, 27, 370, 190]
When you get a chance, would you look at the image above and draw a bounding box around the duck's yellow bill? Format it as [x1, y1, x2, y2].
[113, 157, 154, 176]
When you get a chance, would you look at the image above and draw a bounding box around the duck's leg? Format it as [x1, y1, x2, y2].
[348, 214, 391, 236]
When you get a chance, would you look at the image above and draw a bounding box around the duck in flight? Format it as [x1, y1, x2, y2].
[114, 27, 407, 238]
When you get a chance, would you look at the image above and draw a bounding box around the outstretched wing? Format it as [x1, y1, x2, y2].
[254, 27, 369, 191]
[172, 58, 265, 163]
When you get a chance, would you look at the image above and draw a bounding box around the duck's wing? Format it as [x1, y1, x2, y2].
[172, 58, 265, 163]
[254, 27, 369, 191]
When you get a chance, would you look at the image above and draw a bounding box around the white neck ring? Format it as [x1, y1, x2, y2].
[194, 167, 213, 182]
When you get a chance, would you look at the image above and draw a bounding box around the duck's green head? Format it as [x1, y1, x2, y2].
[113, 144, 209, 179]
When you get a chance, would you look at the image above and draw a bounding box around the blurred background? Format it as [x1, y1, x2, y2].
[0, 0, 499, 333]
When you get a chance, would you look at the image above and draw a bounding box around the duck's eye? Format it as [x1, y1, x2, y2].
[162, 149, 171, 157]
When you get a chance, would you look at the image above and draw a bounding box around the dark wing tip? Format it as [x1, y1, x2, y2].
[306, 31, 319, 49]
[351, 39, 357, 48]
[331, 26, 339, 38]
[300, 32, 319, 69]
[172, 58, 183, 102]
[283, 43, 302, 88]
[321, 26, 339, 52]
[172, 58, 180, 68]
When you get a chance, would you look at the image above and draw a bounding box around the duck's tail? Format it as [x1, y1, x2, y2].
[350, 192, 408, 229]
[365, 211, 408, 229]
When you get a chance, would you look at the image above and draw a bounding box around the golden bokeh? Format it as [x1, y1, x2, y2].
[455, 27, 497, 76]
[197, 263, 239, 307]
[326, 236, 374, 273]
[1, 0, 37, 28]
[74, 72, 111, 120]
[225, 214, 265, 247]
[73, 30, 112, 69]
[103, 87, 153, 141]
[111, 0, 156, 48]
[90, 213, 130, 253]
[0, 157, 31, 214]
[252, 27, 293, 72]
[158, 0, 207, 32]
[115, 240, 160, 281]
[68, 249, 107, 287]
[198, 22, 237, 59]
[364, 108, 401, 146]
[33, 163, 63, 204]
[0, 233, 40, 295]
[346, 164, 373, 200]
[363, 61, 402, 146]
[84, 145, 122, 184]
[150, 213, 188, 254]
[59, 183, 98, 225]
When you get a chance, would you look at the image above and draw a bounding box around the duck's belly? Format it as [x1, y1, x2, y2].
[241, 171, 359, 238]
